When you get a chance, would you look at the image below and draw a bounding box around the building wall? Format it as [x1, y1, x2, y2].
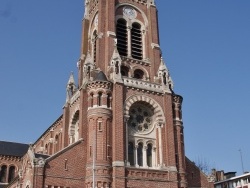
[186, 157, 214, 188]
[43, 140, 86, 188]
[0, 156, 20, 186]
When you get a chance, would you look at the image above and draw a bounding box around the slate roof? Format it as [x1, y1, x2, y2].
[0, 141, 29, 157]
[34, 153, 50, 159]
[93, 71, 108, 81]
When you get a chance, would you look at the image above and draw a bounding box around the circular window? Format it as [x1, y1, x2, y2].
[128, 104, 153, 134]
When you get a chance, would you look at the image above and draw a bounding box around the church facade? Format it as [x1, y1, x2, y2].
[1, 0, 214, 187]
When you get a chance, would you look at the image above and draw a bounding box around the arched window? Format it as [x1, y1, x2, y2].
[45, 144, 48, 154]
[116, 19, 128, 56]
[131, 22, 142, 60]
[127, 102, 158, 168]
[0, 165, 7, 183]
[8, 166, 15, 183]
[49, 142, 53, 155]
[137, 143, 143, 166]
[92, 30, 98, 63]
[121, 65, 129, 77]
[147, 144, 152, 167]
[54, 135, 59, 153]
[107, 93, 112, 108]
[90, 93, 94, 107]
[97, 92, 102, 106]
[128, 142, 134, 166]
[69, 111, 80, 144]
[133, 69, 144, 79]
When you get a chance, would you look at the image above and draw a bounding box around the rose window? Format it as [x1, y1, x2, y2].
[128, 105, 153, 133]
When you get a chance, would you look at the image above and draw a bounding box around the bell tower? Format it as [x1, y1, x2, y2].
[77, 0, 187, 187]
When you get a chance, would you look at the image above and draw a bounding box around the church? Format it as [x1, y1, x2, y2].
[0, 0, 214, 187]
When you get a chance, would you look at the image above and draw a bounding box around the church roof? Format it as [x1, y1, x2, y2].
[0, 141, 29, 157]
[35, 153, 50, 159]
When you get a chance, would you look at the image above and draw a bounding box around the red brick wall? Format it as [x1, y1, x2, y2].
[186, 157, 214, 188]
[43, 141, 86, 188]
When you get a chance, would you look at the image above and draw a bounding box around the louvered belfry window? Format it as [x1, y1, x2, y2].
[131, 22, 142, 60]
[116, 19, 128, 56]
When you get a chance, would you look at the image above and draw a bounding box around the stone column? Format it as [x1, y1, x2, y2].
[143, 145, 147, 168]
[127, 26, 132, 57]
[157, 123, 163, 166]
[134, 145, 138, 167]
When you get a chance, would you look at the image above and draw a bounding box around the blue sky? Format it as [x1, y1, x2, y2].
[0, 0, 250, 175]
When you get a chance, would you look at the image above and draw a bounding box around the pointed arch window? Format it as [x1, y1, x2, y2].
[8, 166, 15, 183]
[131, 22, 142, 60]
[116, 19, 128, 56]
[92, 30, 98, 63]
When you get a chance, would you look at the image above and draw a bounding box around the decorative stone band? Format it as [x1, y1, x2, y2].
[124, 94, 165, 124]
[123, 78, 171, 94]
[0, 155, 21, 162]
[126, 0, 155, 6]
[121, 56, 150, 66]
[87, 81, 112, 90]
[112, 161, 125, 167]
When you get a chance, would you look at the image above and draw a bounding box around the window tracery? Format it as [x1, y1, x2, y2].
[128, 104, 153, 134]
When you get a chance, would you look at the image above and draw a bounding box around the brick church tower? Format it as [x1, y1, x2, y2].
[1, 1, 215, 188]
[75, 0, 186, 187]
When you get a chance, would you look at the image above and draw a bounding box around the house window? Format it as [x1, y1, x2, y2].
[116, 19, 128, 56]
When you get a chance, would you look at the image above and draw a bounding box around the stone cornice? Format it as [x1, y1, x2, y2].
[124, 77, 172, 94]
[0, 155, 21, 162]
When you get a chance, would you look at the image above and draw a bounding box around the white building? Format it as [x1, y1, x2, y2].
[215, 172, 250, 188]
